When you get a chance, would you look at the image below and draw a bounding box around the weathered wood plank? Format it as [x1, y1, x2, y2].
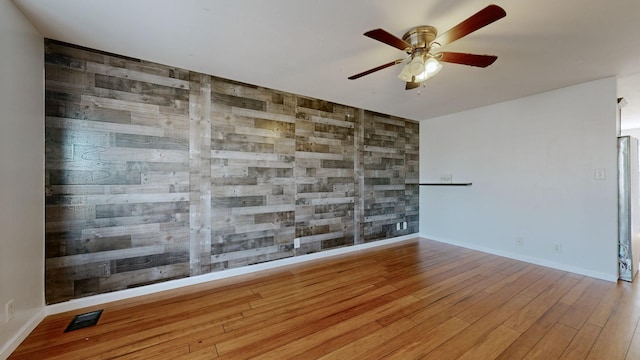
[189, 73, 212, 275]
[115, 133, 188, 150]
[86, 61, 190, 90]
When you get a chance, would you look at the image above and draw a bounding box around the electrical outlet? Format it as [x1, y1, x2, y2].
[440, 174, 453, 183]
[403, 221, 408, 230]
[294, 238, 300, 249]
[5, 300, 14, 323]
[515, 237, 524, 246]
[553, 243, 562, 253]
[396, 223, 401, 231]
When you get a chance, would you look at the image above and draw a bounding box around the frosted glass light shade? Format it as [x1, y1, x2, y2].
[414, 58, 442, 82]
[425, 57, 442, 76]
[408, 56, 425, 76]
[398, 64, 413, 82]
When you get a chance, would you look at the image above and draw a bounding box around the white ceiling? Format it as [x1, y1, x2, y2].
[12, 0, 640, 128]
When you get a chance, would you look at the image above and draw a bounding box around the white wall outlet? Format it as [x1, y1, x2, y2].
[293, 238, 300, 249]
[553, 243, 562, 253]
[5, 299, 14, 323]
[594, 168, 606, 180]
[403, 221, 408, 230]
[440, 174, 453, 183]
[515, 237, 524, 246]
[396, 223, 401, 231]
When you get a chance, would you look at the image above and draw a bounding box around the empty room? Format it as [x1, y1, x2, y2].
[3, 0, 640, 359]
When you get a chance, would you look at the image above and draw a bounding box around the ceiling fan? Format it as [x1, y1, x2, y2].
[348, 4, 506, 90]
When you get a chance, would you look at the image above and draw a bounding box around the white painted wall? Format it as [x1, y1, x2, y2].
[0, 1, 45, 358]
[419, 77, 619, 281]
[622, 128, 640, 139]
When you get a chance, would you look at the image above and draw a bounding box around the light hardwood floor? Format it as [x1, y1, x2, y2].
[10, 238, 640, 359]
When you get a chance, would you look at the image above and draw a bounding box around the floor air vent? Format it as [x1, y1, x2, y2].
[64, 309, 103, 333]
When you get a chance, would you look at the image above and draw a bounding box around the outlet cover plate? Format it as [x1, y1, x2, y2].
[440, 174, 453, 183]
[5, 300, 14, 323]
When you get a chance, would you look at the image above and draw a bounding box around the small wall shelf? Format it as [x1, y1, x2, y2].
[419, 183, 472, 186]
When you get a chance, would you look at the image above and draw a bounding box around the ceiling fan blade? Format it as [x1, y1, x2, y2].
[434, 5, 506, 47]
[348, 59, 404, 80]
[405, 81, 420, 90]
[364, 29, 413, 51]
[438, 52, 497, 67]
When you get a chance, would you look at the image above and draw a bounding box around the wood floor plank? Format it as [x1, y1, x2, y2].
[188, 336, 218, 355]
[248, 268, 386, 309]
[250, 295, 418, 359]
[215, 285, 398, 356]
[560, 276, 594, 305]
[286, 321, 383, 359]
[455, 270, 542, 324]
[457, 324, 521, 360]
[587, 283, 640, 360]
[523, 322, 578, 359]
[223, 283, 378, 332]
[383, 317, 471, 359]
[114, 343, 191, 360]
[376, 251, 489, 297]
[175, 345, 219, 360]
[243, 282, 377, 323]
[502, 273, 580, 333]
[9, 238, 639, 360]
[314, 317, 416, 360]
[406, 255, 513, 300]
[425, 294, 533, 359]
[250, 322, 382, 359]
[625, 320, 640, 360]
[559, 323, 602, 360]
[483, 263, 537, 294]
[587, 281, 627, 327]
[559, 279, 612, 330]
[406, 268, 527, 326]
[495, 302, 572, 359]
[250, 258, 384, 296]
[375, 273, 486, 327]
[520, 268, 567, 299]
[217, 295, 394, 359]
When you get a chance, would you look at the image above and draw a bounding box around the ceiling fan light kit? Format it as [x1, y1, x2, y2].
[398, 64, 413, 82]
[409, 55, 426, 76]
[398, 55, 442, 83]
[349, 4, 506, 90]
[420, 56, 443, 80]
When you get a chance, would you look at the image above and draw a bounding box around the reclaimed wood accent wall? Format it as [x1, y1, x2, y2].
[363, 111, 420, 241]
[44, 39, 419, 304]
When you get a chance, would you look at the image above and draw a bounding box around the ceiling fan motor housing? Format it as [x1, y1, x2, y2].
[402, 25, 438, 52]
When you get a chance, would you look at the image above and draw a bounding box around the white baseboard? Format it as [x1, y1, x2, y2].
[420, 233, 618, 282]
[0, 308, 46, 360]
[46, 234, 418, 316]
